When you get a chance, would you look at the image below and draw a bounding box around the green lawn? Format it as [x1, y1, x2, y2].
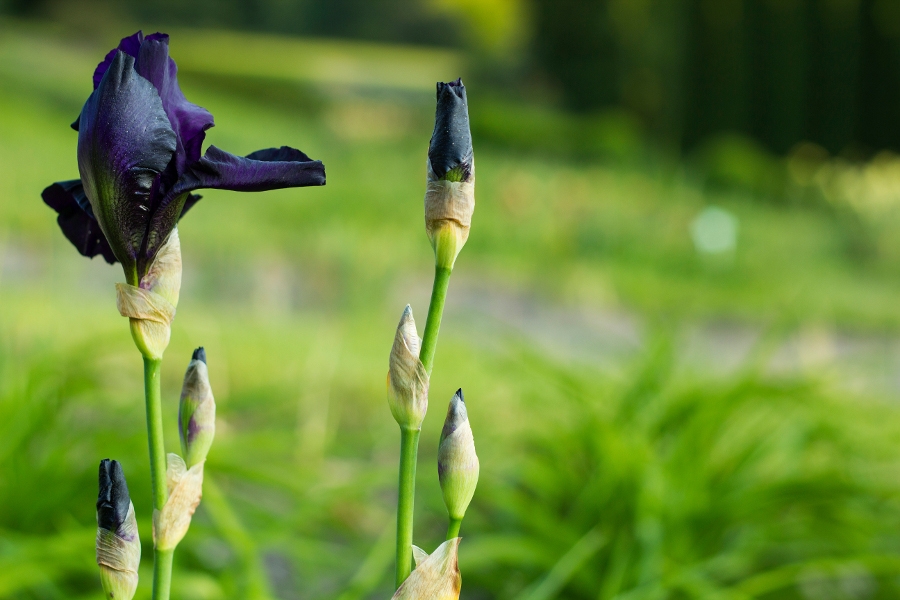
[3, 19, 900, 600]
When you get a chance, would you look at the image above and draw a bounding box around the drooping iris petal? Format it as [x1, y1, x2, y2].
[42, 180, 117, 263]
[131, 146, 324, 267]
[77, 49, 177, 280]
[166, 145, 326, 199]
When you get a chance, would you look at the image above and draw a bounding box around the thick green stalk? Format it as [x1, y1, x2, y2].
[395, 428, 420, 587]
[446, 517, 462, 540]
[143, 357, 173, 600]
[419, 266, 452, 375]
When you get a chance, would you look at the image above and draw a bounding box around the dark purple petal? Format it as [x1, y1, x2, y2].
[41, 180, 117, 264]
[134, 35, 214, 174]
[97, 459, 131, 532]
[429, 78, 473, 182]
[77, 50, 176, 280]
[138, 146, 323, 266]
[92, 31, 144, 90]
[167, 145, 325, 199]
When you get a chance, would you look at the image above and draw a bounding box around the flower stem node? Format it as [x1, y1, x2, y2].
[152, 453, 204, 551]
[391, 538, 462, 600]
[179, 347, 216, 468]
[96, 459, 140, 600]
[116, 229, 181, 360]
[388, 305, 429, 430]
[438, 389, 479, 522]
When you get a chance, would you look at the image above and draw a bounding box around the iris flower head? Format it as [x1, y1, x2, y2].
[42, 31, 325, 284]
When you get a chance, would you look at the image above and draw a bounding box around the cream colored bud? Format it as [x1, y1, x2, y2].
[97, 503, 140, 600]
[438, 389, 479, 521]
[116, 229, 181, 360]
[391, 538, 461, 600]
[153, 453, 204, 551]
[96, 459, 140, 600]
[179, 347, 216, 468]
[424, 162, 475, 270]
[388, 305, 429, 430]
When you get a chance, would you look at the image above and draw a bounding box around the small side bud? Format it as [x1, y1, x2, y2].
[438, 389, 479, 521]
[179, 346, 216, 468]
[153, 453, 204, 551]
[116, 228, 182, 359]
[388, 305, 429, 430]
[391, 538, 461, 600]
[96, 459, 140, 600]
[425, 79, 475, 270]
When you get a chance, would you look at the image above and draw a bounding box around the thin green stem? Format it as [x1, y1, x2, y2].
[144, 357, 173, 600]
[393, 264, 452, 587]
[144, 358, 168, 510]
[395, 428, 420, 587]
[446, 517, 462, 540]
[419, 266, 452, 375]
[152, 549, 174, 600]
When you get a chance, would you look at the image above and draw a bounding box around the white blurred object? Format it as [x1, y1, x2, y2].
[691, 206, 738, 254]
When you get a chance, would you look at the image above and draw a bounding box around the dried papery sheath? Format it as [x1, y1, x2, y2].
[425, 79, 475, 270]
[96, 459, 140, 600]
[116, 228, 181, 359]
[388, 305, 429, 430]
[412, 545, 429, 567]
[179, 347, 215, 467]
[391, 538, 461, 600]
[438, 389, 479, 520]
[153, 453, 204, 551]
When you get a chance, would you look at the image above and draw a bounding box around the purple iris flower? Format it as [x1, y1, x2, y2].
[42, 32, 325, 283]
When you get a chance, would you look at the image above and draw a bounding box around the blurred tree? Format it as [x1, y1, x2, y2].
[528, 0, 900, 155]
[5, 0, 900, 155]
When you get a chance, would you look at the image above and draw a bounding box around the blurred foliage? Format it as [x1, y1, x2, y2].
[5, 0, 900, 156]
[4, 17, 900, 600]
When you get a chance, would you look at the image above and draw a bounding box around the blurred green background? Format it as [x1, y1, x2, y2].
[4, 1, 900, 599]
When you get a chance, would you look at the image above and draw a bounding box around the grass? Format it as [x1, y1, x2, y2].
[3, 17, 900, 600]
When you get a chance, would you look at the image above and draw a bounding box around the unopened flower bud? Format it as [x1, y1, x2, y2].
[179, 347, 216, 468]
[116, 228, 182, 359]
[425, 79, 475, 270]
[391, 538, 461, 600]
[438, 389, 479, 521]
[387, 305, 429, 430]
[154, 453, 204, 551]
[96, 459, 140, 600]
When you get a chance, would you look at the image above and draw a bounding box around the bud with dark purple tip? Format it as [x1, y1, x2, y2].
[425, 79, 476, 270]
[429, 80, 473, 184]
[437, 389, 479, 524]
[178, 346, 215, 467]
[96, 459, 140, 600]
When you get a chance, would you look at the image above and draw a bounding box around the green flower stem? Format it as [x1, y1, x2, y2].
[419, 266, 452, 375]
[446, 517, 462, 540]
[395, 428, 420, 587]
[394, 265, 452, 586]
[152, 549, 174, 600]
[143, 357, 173, 600]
